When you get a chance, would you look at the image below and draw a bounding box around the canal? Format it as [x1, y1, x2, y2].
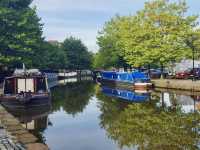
[3, 80, 200, 150]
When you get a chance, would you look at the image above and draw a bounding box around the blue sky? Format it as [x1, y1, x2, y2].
[31, 0, 200, 52]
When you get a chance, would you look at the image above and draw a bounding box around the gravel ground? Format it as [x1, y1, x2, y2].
[0, 126, 25, 150]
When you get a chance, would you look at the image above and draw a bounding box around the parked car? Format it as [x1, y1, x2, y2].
[145, 69, 168, 79]
[175, 68, 200, 79]
[189, 68, 200, 79]
[175, 69, 191, 79]
[149, 69, 161, 78]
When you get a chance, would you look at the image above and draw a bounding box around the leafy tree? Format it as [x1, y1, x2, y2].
[0, 0, 43, 69]
[185, 30, 200, 60]
[34, 42, 68, 70]
[0, 1, 92, 71]
[93, 48, 127, 70]
[98, 0, 200, 68]
[62, 37, 92, 70]
[122, 0, 199, 67]
[95, 16, 128, 69]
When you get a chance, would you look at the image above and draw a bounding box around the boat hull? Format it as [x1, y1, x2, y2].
[0, 94, 51, 109]
[134, 82, 153, 90]
[99, 79, 152, 90]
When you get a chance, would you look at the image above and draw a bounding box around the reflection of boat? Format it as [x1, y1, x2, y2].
[58, 77, 93, 85]
[99, 71, 152, 90]
[4, 102, 51, 130]
[101, 86, 150, 102]
[0, 69, 50, 107]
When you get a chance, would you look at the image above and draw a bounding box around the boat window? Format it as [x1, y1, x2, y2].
[17, 78, 34, 93]
[36, 78, 47, 92]
[4, 79, 15, 94]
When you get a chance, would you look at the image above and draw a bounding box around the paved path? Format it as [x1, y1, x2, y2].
[0, 105, 48, 150]
[0, 124, 25, 150]
[152, 79, 200, 92]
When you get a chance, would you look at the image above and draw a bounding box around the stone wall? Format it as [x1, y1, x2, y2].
[0, 105, 48, 150]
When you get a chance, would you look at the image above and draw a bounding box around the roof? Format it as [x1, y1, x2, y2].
[5, 75, 45, 80]
[14, 69, 41, 76]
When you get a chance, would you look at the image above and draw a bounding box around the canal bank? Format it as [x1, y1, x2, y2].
[0, 104, 48, 150]
[153, 79, 200, 92]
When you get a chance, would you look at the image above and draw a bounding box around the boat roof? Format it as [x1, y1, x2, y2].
[4, 68, 45, 79]
[5, 75, 45, 80]
[14, 69, 41, 75]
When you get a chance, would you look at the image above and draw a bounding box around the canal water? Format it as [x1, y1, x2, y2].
[3, 80, 200, 150]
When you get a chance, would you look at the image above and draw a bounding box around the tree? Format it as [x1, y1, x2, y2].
[62, 37, 92, 70]
[95, 16, 128, 69]
[33, 41, 68, 70]
[123, 0, 199, 67]
[98, 0, 200, 68]
[0, 0, 44, 69]
[185, 30, 200, 60]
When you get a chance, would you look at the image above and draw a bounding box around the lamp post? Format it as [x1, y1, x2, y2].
[192, 46, 195, 81]
[186, 34, 198, 81]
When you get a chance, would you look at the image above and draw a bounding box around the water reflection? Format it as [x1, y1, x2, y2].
[97, 86, 200, 149]
[4, 101, 51, 143]
[101, 86, 150, 103]
[51, 81, 94, 116]
[157, 91, 200, 113]
[58, 77, 93, 85]
[2, 80, 200, 150]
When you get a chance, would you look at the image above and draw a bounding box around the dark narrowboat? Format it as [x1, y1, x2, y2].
[0, 69, 50, 107]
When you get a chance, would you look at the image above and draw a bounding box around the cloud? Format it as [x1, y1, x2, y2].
[32, 0, 200, 52]
[32, 0, 144, 14]
[31, 0, 146, 52]
[42, 24, 99, 51]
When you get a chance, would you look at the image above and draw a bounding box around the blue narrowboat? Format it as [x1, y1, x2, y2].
[99, 71, 152, 90]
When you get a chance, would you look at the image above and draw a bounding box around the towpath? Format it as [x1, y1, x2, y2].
[153, 79, 200, 92]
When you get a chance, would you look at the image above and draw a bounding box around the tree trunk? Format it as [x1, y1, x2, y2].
[161, 63, 164, 79]
[148, 64, 151, 78]
[123, 65, 127, 72]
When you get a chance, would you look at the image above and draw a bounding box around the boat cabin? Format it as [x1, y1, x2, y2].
[3, 76, 48, 95]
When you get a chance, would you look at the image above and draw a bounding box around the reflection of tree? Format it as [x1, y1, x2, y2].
[51, 81, 94, 116]
[96, 85, 130, 128]
[96, 87, 200, 149]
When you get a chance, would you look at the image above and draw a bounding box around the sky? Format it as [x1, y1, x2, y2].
[31, 0, 200, 52]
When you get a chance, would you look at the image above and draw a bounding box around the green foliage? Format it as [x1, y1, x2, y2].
[62, 37, 93, 70]
[97, 0, 200, 68]
[0, 1, 92, 71]
[33, 42, 68, 69]
[93, 48, 126, 69]
[95, 16, 128, 69]
[123, 0, 199, 66]
[0, 0, 43, 68]
[0, 0, 32, 9]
